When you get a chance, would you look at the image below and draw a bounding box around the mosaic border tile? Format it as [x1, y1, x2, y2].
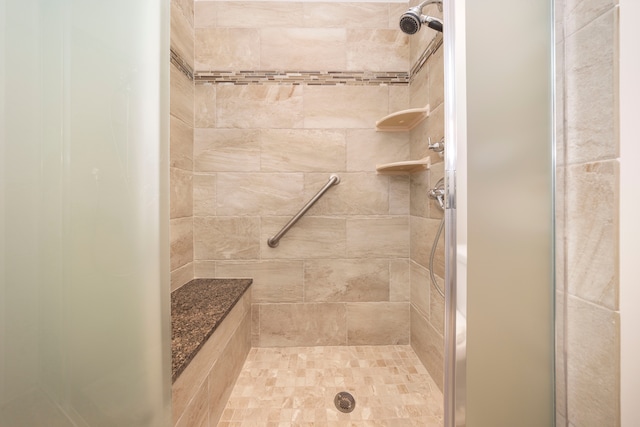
[194, 70, 410, 86]
[170, 48, 194, 80]
[171, 35, 442, 87]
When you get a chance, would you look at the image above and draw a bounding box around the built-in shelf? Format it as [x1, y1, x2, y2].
[375, 105, 430, 132]
[376, 157, 431, 174]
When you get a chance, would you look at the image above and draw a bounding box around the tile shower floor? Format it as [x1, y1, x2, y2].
[217, 345, 443, 427]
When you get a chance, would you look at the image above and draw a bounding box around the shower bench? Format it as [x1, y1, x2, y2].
[171, 278, 252, 427]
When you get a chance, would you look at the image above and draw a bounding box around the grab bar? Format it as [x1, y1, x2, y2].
[267, 174, 340, 248]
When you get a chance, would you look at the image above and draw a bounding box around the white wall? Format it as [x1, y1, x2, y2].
[619, 0, 640, 425]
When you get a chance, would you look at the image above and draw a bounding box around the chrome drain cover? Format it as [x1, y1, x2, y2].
[334, 391, 356, 413]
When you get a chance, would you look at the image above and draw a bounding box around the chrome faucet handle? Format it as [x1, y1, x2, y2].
[428, 136, 445, 153]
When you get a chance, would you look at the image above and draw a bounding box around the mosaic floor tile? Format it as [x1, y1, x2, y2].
[217, 345, 443, 426]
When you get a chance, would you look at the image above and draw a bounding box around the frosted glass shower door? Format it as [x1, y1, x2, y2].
[444, 0, 555, 426]
[0, 1, 171, 425]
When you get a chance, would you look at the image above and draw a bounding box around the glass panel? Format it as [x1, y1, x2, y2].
[461, 0, 555, 425]
[0, 0, 171, 425]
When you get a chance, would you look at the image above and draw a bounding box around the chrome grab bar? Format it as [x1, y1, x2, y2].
[267, 174, 340, 248]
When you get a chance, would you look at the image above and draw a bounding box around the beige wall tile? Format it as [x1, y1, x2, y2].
[410, 216, 444, 275]
[429, 274, 445, 335]
[566, 160, 618, 310]
[194, 216, 260, 260]
[193, 173, 216, 217]
[260, 216, 346, 259]
[303, 173, 389, 215]
[410, 261, 430, 319]
[217, 260, 304, 303]
[556, 166, 567, 294]
[303, 2, 389, 28]
[216, 173, 305, 216]
[260, 28, 346, 71]
[390, 258, 410, 302]
[304, 259, 390, 302]
[208, 315, 251, 426]
[427, 46, 444, 109]
[304, 85, 389, 129]
[170, 218, 193, 271]
[261, 129, 346, 172]
[389, 175, 410, 215]
[251, 304, 260, 346]
[194, 128, 261, 172]
[389, 3, 409, 30]
[564, 0, 618, 36]
[170, 115, 194, 171]
[409, 62, 429, 109]
[174, 377, 208, 427]
[346, 302, 410, 345]
[346, 129, 410, 172]
[171, 1, 195, 69]
[556, 40, 566, 167]
[217, 85, 304, 129]
[257, 303, 347, 346]
[346, 217, 409, 258]
[170, 64, 194, 126]
[217, 1, 304, 28]
[174, 0, 194, 27]
[194, 84, 216, 128]
[346, 29, 409, 71]
[556, 291, 567, 422]
[195, 28, 260, 70]
[411, 305, 444, 391]
[171, 262, 194, 292]
[193, 261, 216, 278]
[410, 169, 429, 219]
[566, 295, 620, 427]
[389, 85, 411, 113]
[170, 167, 193, 219]
[194, 1, 217, 28]
[565, 9, 618, 164]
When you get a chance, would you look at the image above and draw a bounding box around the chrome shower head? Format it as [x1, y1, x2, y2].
[399, 0, 444, 34]
[399, 8, 422, 35]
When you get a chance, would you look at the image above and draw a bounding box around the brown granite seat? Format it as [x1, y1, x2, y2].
[171, 278, 252, 382]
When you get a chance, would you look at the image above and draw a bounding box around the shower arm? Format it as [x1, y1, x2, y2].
[416, 0, 443, 13]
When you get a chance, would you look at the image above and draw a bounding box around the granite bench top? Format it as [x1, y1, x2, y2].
[171, 278, 252, 383]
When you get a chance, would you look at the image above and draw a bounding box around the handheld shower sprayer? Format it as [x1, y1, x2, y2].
[399, 0, 443, 35]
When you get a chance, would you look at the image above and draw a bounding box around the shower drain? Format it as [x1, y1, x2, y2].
[334, 391, 356, 413]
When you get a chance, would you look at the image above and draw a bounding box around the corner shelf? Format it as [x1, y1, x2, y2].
[375, 105, 430, 132]
[376, 157, 431, 174]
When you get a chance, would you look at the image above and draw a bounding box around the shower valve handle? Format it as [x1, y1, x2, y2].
[428, 137, 445, 153]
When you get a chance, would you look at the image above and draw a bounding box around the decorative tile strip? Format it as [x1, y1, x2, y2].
[170, 48, 194, 80]
[194, 70, 410, 86]
[185, 34, 441, 87]
[409, 33, 443, 83]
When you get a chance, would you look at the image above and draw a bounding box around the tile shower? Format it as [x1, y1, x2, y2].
[170, 0, 446, 425]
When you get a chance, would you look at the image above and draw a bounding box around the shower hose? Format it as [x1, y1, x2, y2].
[430, 216, 446, 298]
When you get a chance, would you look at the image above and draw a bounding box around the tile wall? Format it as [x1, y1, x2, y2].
[407, 3, 446, 392]
[556, 0, 620, 426]
[191, 0, 435, 349]
[171, 0, 196, 290]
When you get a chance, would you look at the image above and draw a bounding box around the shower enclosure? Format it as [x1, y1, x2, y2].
[2, 0, 560, 426]
[0, 0, 172, 425]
